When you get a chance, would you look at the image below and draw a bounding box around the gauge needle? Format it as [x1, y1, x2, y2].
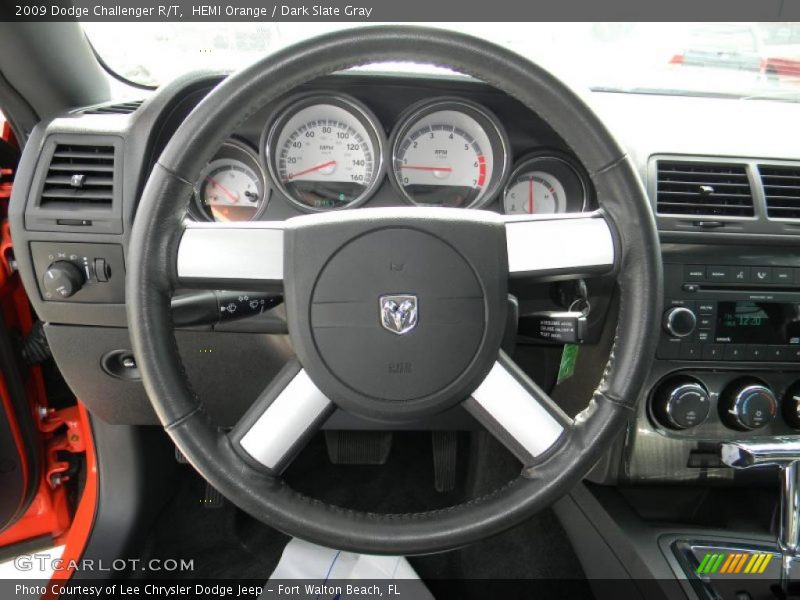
[206, 176, 239, 203]
[529, 178, 533, 214]
[400, 165, 453, 172]
[286, 160, 337, 180]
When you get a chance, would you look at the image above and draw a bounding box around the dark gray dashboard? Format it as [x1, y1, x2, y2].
[10, 69, 800, 485]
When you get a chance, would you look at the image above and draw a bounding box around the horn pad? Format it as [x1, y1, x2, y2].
[283, 209, 508, 421]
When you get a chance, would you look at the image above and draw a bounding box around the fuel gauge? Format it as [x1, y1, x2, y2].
[194, 141, 268, 222]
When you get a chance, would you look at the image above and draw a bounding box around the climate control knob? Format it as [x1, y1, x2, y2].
[652, 377, 711, 430]
[720, 379, 777, 431]
[42, 261, 85, 299]
[662, 306, 697, 337]
[782, 382, 800, 429]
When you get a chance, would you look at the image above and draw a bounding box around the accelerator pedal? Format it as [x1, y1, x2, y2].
[432, 431, 458, 492]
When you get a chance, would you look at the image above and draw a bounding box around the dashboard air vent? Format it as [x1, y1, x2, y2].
[81, 100, 143, 115]
[656, 161, 754, 217]
[40, 144, 115, 208]
[759, 165, 800, 219]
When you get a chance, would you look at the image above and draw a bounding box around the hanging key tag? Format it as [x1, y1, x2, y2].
[519, 299, 591, 344]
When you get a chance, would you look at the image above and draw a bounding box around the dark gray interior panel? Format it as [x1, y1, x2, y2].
[44, 324, 292, 425]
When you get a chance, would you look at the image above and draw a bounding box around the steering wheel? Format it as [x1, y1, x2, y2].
[127, 26, 661, 555]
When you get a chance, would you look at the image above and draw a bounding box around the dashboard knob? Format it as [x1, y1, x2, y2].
[652, 377, 710, 430]
[42, 261, 85, 299]
[720, 380, 777, 431]
[782, 381, 800, 429]
[662, 306, 697, 337]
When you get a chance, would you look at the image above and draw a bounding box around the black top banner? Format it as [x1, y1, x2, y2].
[2, 0, 800, 22]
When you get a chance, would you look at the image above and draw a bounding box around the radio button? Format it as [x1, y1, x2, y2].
[751, 267, 773, 283]
[730, 267, 749, 282]
[708, 266, 732, 282]
[680, 344, 701, 360]
[697, 315, 714, 329]
[775, 267, 793, 284]
[788, 346, 800, 361]
[684, 265, 706, 281]
[766, 346, 789, 361]
[745, 345, 768, 361]
[697, 302, 715, 315]
[723, 345, 746, 361]
[696, 330, 711, 343]
[702, 344, 725, 360]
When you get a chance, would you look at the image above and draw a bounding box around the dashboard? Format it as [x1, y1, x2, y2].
[9, 68, 800, 489]
[173, 76, 594, 222]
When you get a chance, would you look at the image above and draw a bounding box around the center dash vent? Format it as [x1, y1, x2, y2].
[80, 100, 143, 115]
[40, 144, 115, 209]
[759, 164, 800, 219]
[656, 161, 754, 218]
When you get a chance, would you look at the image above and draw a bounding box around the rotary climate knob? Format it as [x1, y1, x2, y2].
[720, 380, 777, 431]
[652, 377, 710, 430]
[42, 261, 85, 299]
[662, 306, 697, 337]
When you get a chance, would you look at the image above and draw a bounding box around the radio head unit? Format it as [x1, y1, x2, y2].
[659, 262, 800, 362]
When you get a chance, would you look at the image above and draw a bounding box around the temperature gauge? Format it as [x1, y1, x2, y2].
[502, 153, 589, 215]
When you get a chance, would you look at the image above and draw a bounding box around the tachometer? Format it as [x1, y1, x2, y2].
[503, 153, 589, 215]
[390, 99, 509, 208]
[194, 141, 268, 222]
[265, 94, 385, 211]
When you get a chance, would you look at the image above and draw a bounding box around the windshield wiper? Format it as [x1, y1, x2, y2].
[739, 89, 800, 103]
[591, 85, 800, 104]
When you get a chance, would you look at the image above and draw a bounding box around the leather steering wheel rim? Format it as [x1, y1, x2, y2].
[127, 25, 662, 554]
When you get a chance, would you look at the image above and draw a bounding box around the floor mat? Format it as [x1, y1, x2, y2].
[135, 432, 593, 599]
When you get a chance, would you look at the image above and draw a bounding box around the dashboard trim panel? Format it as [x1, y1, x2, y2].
[176, 222, 285, 285]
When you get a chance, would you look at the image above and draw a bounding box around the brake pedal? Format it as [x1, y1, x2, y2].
[432, 431, 458, 492]
[325, 431, 392, 465]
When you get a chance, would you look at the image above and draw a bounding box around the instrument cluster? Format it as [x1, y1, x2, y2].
[188, 92, 591, 222]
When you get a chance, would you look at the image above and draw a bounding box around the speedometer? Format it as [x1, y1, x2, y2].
[390, 99, 510, 208]
[264, 94, 385, 211]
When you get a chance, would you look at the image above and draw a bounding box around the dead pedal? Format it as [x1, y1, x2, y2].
[325, 431, 392, 465]
[432, 431, 458, 492]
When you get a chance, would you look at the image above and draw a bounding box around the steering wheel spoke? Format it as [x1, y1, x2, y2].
[504, 210, 616, 280]
[465, 352, 572, 467]
[175, 221, 285, 290]
[228, 360, 334, 475]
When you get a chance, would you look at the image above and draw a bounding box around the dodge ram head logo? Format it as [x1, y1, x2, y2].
[379, 295, 418, 335]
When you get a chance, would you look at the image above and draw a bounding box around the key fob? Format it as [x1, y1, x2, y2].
[519, 311, 587, 344]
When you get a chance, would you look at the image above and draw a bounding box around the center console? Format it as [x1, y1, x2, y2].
[624, 244, 800, 483]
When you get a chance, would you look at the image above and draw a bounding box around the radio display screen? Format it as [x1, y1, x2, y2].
[715, 301, 800, 344]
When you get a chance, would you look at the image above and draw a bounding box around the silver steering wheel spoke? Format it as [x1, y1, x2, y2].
[228, 360, 334, 475]
[176, 220, 285, 290]
[465, 351, 572, 467]
[504, 211, 616, 279]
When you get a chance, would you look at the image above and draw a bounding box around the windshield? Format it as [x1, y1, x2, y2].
[84, 22, 800, 100]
